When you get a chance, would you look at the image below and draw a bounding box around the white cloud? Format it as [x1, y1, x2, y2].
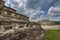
[4, 0, 10, 7]
[4, 0, 27, 9]
[47, 1, 60, 21]
[4, 0, 60, 22]
[29, 9, 46, 22]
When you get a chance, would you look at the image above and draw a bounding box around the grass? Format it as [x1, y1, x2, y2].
[41, 24, 49, 26]
[44, 29, 60, 40]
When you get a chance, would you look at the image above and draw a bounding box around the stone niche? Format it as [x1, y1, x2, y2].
[1, 6, 16, 16]
[0, 21, 28, 31]
[6, 7, 16, 17]
[16, 14, 20, 18]
[26, 22, 40, 27]
[29, 22, 41, 28]
[10, 13, 15, 17]
[2, 6, 8, 15]
[3, 11, 7, 15]
[14, 13, 24, 20]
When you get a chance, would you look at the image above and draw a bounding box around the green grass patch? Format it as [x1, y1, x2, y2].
[44, 29, 60, 40]
[41, 24, 49, 26]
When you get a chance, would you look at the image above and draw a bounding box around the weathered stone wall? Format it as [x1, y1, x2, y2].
[0, 0, 5, 15]
[0, 22, 26, 32]
[1, 6, 29, 21]
[0, 21, 41, 32]
[0, 0, 45, 40]
[0, 0, 29, 21]
[0, 27, 45, 40]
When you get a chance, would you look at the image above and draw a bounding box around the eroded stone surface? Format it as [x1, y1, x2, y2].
[0, 27, 45, 40]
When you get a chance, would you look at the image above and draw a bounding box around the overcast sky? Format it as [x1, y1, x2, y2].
[4, 0, 60, 22]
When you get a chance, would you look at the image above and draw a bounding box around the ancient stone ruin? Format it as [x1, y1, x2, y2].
[0, 0, 45, 40]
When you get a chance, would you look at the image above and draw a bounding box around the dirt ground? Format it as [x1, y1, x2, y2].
[41, 25, 60, 30]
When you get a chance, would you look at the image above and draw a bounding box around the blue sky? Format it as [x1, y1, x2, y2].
[4, 0, 60, 22]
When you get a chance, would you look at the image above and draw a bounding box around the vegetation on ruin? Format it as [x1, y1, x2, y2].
[53, 21, 60, 25]
[41, 24, 49, 26]
[41, 21, 60, 26]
